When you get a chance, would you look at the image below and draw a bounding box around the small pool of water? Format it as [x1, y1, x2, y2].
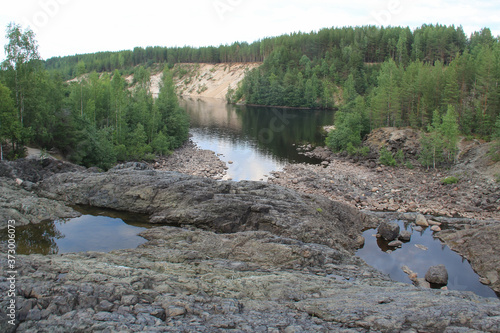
[356, 220, 498, 298]
[6, 206, 152, 255]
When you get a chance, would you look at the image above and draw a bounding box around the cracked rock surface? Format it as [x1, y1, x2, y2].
[0, 161, 499, 332]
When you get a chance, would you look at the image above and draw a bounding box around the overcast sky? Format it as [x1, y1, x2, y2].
[1, 0, 499, 61]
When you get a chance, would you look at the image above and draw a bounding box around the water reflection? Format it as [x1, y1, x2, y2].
[2, 207, 150, 255]
[356, 220, 498, 298]
[181, 97, 334, 181]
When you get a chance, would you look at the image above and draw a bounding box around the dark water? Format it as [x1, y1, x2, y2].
[356, 220, 498, 298]
[181, 97, 334, 181]
[4, 207, 151, 255]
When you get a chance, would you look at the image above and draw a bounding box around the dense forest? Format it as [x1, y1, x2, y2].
[1, 23, 500, 169]
[0, 23, 189, 168]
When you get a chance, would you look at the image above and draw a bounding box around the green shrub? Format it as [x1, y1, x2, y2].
[347, 143, 370, 157]
[395, 149, 405, 165]
[441, 176, 459, 185]
[379, 147, 396, 166]
[405, 161, 415, 169]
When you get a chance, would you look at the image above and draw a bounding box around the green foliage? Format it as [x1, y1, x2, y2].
[395, 149, 405, 165]
[0, 26, 190, 168]
[419, 106, 459, 168]
[405, 161, 415, 169]
[488, 115, 500, 161]
[127, 123, 151, 160]
[151, 130, 171, 156]
[379, 147, 397, 166]
[326, 96, 370, 152]
[441, 176, 459, 185]
[0, 83, 23, 159]
[347, 143, 370, 157]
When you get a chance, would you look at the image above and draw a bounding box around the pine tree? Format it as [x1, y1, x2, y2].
[0, 83, 22, 159]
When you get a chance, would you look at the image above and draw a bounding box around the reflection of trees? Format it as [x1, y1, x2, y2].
[182, 98, 336, 163]
[15, 220, 64, 255]
[235, 106, 334, 162]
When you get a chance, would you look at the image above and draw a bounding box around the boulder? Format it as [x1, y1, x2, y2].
[388, 240, 403, 248]
[398, 230, 412, 242]
[425, 265, 449, 285]
[415, 214, 429, 227]
[377, 221, 400, 241]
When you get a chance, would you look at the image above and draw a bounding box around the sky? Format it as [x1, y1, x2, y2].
[1, 0, 500, 61]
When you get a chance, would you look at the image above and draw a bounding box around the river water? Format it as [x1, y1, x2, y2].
[6, 98, 497, 298]
[180, 97, 334, 181]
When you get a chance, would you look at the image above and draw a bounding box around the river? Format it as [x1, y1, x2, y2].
[180, 97, 334, 181]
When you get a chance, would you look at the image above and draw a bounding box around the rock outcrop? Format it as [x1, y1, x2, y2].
[1, 160, 499, 332]
[3, 226, 500, 332]
[35, 164, 375, 252]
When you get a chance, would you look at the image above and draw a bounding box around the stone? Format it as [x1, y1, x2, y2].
[427, 220, 442, 226]
[121, 295, 138, 306]
[388, 240, 403, 248]
[430, 225, 441, 232]
[425, 265, 448, 285]
[415, 244, 428, 251]
[398, 230, 412, 242]
[355, 235, 365, 248]
[377, 221, 400, 241]
[415, 214, 429, 227]
[414, 278, 431, 289]
[2, 159, 500, 332]
[284, 325, 304, 333]
[166, 306, 186, 317]
[479, 277, 491, 285]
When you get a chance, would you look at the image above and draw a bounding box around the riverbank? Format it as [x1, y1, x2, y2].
[268, 147, 500, 221]
[151, 140, 227, 180]
[1, 160, 499, 332]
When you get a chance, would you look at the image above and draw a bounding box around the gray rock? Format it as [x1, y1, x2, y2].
[1, 162, 499, 332]
[398, 230, 412, 242]
[377, 221, 400, 241]
[388, 240, 403, 248]
[415, 214, 429, 227]
[425, 265, 449, 285]
[36, 168, 373, 251]
[0, 178, 79, 229]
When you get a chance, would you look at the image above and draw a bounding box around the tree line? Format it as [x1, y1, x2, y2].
[1, 23, 189, 168]
[231, 25, 499, 151]
[2, 22, 499, 169]
[46, 24, 473, 80]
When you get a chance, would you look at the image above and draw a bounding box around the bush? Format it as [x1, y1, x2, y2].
[441, 176, 459, 185]
[379, 147, 396, 166]
[326, 96, 370, 153]
[347, 143, 370, 156]
[395, 149, 405, 165]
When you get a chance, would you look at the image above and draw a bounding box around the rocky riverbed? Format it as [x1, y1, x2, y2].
[1, 158, 500, 331]
[151, 140, 227, 180]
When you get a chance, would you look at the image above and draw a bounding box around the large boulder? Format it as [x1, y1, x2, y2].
[425, 265, 449, 285]
[377, 221, 400, 241]
[36, 166, 376, 252]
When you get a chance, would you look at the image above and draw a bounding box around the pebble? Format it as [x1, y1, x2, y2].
[415, 244, 428, 251]
[415, 214, 429, 227]
[388, 240, 403, 248]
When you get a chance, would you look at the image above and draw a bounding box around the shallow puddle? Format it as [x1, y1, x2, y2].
[6, 206, 152, 255]
[356, 220, 498, 298]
